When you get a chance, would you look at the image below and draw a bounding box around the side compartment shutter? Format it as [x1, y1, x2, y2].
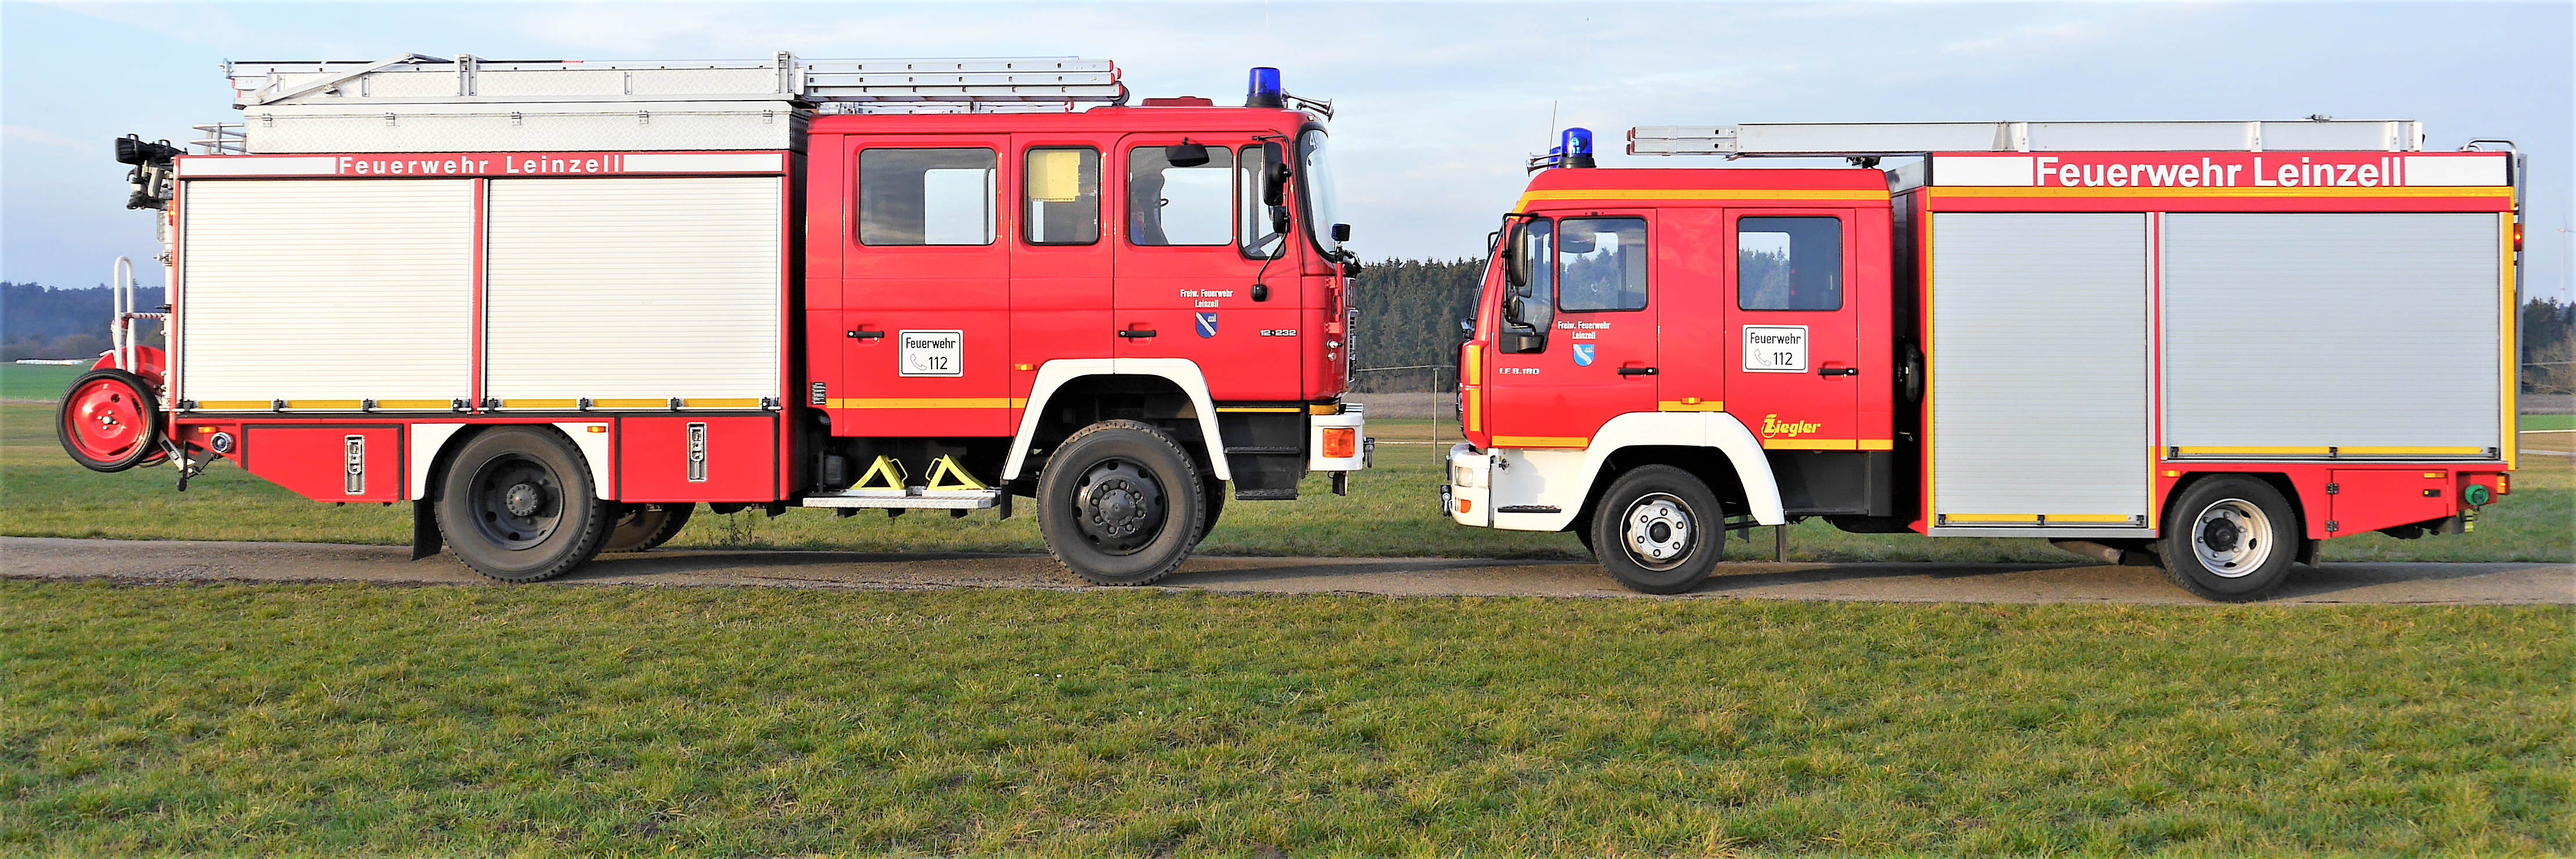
[2162, 213, 2500, 454]
[1930, 213, 2149, 524]
[178, 179, 475, 405]
[483, 177, 783, 403]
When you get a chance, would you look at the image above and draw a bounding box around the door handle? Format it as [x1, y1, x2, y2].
[1818, 366, 1859, 377]
[847, 330, 884, 340]
[1118, 329, 1158, 339]
[1617, 366, 1657, 376]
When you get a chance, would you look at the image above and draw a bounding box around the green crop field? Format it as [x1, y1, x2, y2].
[0, 363, 85, 403]
[2, 583, 2567, 857]
[5, 391, 2568, 563]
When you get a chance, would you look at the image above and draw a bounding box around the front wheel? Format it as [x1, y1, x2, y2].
[1037, 420, 1206, 586]
[1588, 465, 1725, 595]
[436, 427, 613, 582]
[2158, 475, 2298, 602]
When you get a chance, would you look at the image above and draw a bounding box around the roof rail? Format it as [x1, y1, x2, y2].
[226, 53, 1123, 109]
[1628, 120, 2428, 157]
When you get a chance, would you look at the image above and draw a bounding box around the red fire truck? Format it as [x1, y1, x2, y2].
[1447, 121, 2522, 600]
[63, 54, 1368, 585]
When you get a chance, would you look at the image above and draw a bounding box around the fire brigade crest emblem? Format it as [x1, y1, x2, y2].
[1195, 312, 1219, 338]
[1571, 343, 1596, 366]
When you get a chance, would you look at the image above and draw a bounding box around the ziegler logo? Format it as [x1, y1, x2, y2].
[1759, 414, 1822, 439]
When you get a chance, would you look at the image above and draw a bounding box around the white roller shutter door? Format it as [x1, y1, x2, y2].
[1930, 213, 2151, 525]
[2162, 213, 2501, 456]
[483, 177, 783, 403]
[177, 179, 475, 406]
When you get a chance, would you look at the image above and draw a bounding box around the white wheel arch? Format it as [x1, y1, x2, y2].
[1486, 411, 1785, 532]
[1001, 359, 1233, 483]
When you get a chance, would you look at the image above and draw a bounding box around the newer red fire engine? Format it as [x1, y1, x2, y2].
[1448, 121, 2523, 600]
[63, 53, 1367, 585]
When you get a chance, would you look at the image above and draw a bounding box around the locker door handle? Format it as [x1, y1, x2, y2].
[1818, 366, 1858, 377]
[1118, 329, 1158, 339]
[1617, 366, 1657, 376]
[847, 330, 884, 340]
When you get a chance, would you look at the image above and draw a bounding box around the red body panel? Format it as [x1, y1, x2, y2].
[619, 416, 777, 502]
[242, 425, 403, 503]
[1469, 155, 2513, 544]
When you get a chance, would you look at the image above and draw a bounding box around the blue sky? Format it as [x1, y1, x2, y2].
[4, 1, 2569, 301]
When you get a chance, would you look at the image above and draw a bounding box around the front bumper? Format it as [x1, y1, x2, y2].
[1444, 442, 1490, 527]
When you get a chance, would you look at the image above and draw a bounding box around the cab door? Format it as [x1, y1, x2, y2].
[1725, 211, 1861, 450]
[1009, 138, 1113, 427]
[1484, 214, 1658, 448]
[837, 136, 1014, 437]
[1109, 136, 1302, 400]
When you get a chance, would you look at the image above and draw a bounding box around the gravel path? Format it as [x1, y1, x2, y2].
[5, 537, 2567, 605]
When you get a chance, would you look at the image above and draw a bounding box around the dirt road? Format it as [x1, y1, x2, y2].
[4, 537, 2566, 605]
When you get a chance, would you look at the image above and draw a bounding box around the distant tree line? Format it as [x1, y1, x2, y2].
[2, 282, 164, 362]
[5, 275, 2570, 393]
[1348, 258, 1484, 392]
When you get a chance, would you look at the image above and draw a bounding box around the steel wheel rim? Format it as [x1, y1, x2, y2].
[467, 453, 564, 550]
[1071, 457, 1165, 555]
[2191, 498, 2273, 577]
[1622, 492, 1697, 571]
[65, 378, 146, 461]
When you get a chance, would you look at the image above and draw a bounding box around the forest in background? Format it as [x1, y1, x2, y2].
[6, 273, 2571, 393]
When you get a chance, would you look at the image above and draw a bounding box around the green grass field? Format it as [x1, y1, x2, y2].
[0, 363, 85, 403]
[5, 389, 2569, 563]
[3, 583, 2566, 857]
[7, 357, 2571, 562]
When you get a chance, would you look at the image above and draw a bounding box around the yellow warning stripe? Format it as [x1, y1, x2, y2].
[1926, 186, 2514, 200]
[1216, 406, 1303, 413]
[1760, 438, 1897, 450]
[1656, 400, 1726, 412]
[1515, 188, 1889, 210]
[825, 398, 1027, 410]
[1942, 513, 2135, 524]
[1490, 435, 1588, 449]
[2171, 446, 2491, 457]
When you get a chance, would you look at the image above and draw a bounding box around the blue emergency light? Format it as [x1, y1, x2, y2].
[1562, 127, 1597, 169]
[1247, 67, 1284, 109]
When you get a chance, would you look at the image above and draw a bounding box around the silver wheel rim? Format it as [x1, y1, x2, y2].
[2191, 498, 2273, 578]
[1622, 493, 1696, 571]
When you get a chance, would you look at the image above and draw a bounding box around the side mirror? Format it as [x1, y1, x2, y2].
[1268, 205, 1290, 234]
[1262, 142, 1290, 206]
[1331, 223, 1352, 243]
[1166, 140, 1210, 168]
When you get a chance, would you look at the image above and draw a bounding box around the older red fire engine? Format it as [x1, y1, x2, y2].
[65, 54, 1367, 585]
[1448, 121, 2522, 600]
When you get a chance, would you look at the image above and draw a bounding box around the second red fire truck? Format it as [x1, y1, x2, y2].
[1448, 121, 2523, 600]
[65, 54, 1367, 585]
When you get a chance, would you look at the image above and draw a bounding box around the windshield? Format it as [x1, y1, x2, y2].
[1297, 128, 1343, 257]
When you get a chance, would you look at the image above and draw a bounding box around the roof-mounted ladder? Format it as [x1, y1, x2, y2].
[225, 53, 1123, 110]
[1627, 120, 2430, 157]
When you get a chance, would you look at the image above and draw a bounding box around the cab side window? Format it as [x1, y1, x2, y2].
[1237, 145, 1285, 259]
[1128, 144, 1235, 246]
[859, 148, 997, 246]
[1557, 217, 1647, 312]
[1739, 216, 1842, 310]
[1023, 147, 1101, 245]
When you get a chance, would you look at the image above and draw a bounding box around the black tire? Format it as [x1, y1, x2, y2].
[600, 503, 693, 553]
[58, 368, 163, 473]
[2158, 475, 2297, 602]
[1588, 465, 1725, 595]
[436, 427, 613, 582]
[1037, 420, 1206, 586]
[1192, 478, 1227, 549]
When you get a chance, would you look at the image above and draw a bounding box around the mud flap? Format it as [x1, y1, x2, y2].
[411, 500, 443, 561]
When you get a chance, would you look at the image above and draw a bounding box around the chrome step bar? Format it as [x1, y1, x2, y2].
[799, 488, 998, 510]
